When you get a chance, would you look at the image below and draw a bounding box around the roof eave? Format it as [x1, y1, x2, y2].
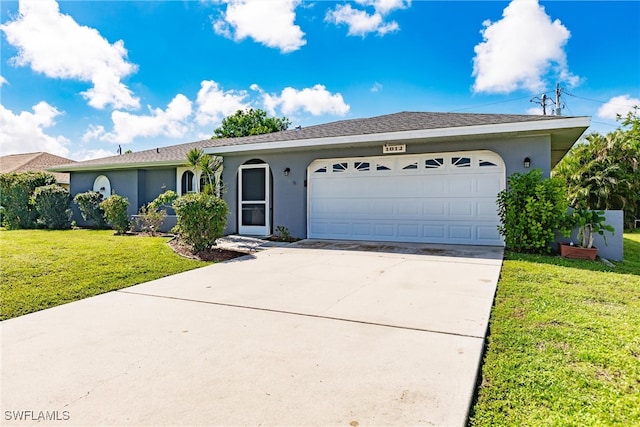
[48, 160, 185, 173]
[204, 116, 592, 155]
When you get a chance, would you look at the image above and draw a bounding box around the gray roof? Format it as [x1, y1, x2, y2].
[50, 111, 587, 172]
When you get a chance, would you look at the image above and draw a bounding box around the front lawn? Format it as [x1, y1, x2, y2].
[0, 229, 208, 320]
[469, 232, 640, 426]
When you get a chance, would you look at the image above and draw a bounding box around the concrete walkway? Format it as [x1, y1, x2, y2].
[1, 239, 503, 426]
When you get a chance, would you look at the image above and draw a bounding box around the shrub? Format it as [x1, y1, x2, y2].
[100, 194, 130, 235]
[33, 185, 72, 229]
[497, 169, 573, 254]
[0, 172, 56, 229]
[173, 193, 228, 253]
[135, 204, 167, 235]
[148, 190, 178, 212]
[74, 191, 107, 228]
[136, 191, 179, 235]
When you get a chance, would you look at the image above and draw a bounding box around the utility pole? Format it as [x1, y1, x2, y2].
[554, 83, 562, 116]
[530, 93, 552, 115]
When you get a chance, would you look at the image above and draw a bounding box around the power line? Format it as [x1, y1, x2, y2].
[448, 94, 533, 112]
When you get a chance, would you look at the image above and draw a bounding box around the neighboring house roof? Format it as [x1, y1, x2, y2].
[0, 152, 76, 184]
[50, 111, 591, 172]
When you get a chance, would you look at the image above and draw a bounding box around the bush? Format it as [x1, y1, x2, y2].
[148, 190, 178, 212]
[135, 204, 167, 235]
[100, 194, 130, 235]
[33, 185, 72, 229]
[135, 190, 179, 235]
[0, 172, 56, 229]
[497, 169, 572, 254]
[74, 191, 107, 228]
[173, 193, 228, 253]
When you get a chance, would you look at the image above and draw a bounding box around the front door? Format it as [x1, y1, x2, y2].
[238, 164, 270, 236]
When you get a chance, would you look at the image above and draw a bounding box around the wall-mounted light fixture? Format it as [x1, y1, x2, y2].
[524, 157, 531, 168]
[284, 167, 291, 176]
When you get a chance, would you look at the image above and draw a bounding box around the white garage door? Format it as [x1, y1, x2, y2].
[307, 150, 505, 246]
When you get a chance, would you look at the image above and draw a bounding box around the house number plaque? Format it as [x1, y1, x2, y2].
[383, 143, 406, 154]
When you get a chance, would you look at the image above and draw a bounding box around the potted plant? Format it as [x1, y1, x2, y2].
[559, 209, 615, 260]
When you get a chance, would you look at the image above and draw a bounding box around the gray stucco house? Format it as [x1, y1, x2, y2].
[51, 111, 591, 246]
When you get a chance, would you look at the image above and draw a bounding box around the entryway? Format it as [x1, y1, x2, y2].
[238, 161, 271, 236]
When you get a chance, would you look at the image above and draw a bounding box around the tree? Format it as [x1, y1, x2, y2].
[199, 155, 223, 197]
[185, 148, 204, 193]
[553, 109, 640, 229]
[184, 148, 223, 197]
[213, 108, 291, 138]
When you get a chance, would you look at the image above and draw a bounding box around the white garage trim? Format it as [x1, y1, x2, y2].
[307, 150, 505, 246]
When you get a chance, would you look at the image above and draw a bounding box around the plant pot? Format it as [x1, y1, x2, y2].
[558, 242, 598, 260]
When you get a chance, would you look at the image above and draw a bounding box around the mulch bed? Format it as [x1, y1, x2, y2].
[167, 236, 249, 262]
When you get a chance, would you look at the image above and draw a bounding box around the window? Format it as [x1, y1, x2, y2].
[314, 166, 327, 173]
[479, 159, 498, 167]
[376, 162, 391, 171]
[425, 158, 444, 169]
[354, 161, 370, 171]
[181, 170, 195, 194]
[452, 157, 471, 168]
[402, 161, 418, 170]
[332, 162, 348, 172]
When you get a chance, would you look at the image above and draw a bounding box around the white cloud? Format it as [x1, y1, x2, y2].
[371, 82, 383, 93]
[85, 95, 193, 144]
[195, 80, 251, 126]
[325, 0, 409, 36]
[0, 102, 70, 157]
[72, 148, 117, 161]
[261, 84, 350, 116]
[0, 76, 7, 86]
[596, 95, 640, 120]
[213, 0, 306, 53]
[0, 0, 139, 110]
[472, 0, 579, 94]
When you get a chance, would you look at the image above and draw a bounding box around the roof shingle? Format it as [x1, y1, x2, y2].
[50, 111, 586, 172]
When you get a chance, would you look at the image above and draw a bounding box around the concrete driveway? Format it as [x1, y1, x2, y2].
[1, 240, 503, 426]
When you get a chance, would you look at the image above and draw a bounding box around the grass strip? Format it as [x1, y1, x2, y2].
[0, 229, 208, 320]
[469, 232, 640, 426]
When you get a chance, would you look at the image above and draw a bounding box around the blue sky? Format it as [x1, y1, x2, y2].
[1, 0, 639, 161]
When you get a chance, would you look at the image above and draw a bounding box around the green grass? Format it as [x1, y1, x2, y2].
[0, 229, 208, 320]
[469, 231, 640, 426]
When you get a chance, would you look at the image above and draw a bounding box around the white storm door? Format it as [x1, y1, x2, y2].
[238, 164, 270, 236]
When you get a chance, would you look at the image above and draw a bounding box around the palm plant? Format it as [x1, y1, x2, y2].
[554, 130, 639, 229]
[199, 155, 223, 197]
[185, 148, 204, 193]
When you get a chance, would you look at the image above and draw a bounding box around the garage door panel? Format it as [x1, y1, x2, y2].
[448, 176, 474, 194]
[308, 151, 505, 246]
[449, 201, 474, 217]
[398, 224, 420, 238]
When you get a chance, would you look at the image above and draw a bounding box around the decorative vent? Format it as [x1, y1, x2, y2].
[425, 158, 444, 169]
[332, 162, 348, 172]
[402, 162, 418, 170]
[354, 161, 370, 171]
[452, 157, 471, 168]
[479, 159, 498, 167]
